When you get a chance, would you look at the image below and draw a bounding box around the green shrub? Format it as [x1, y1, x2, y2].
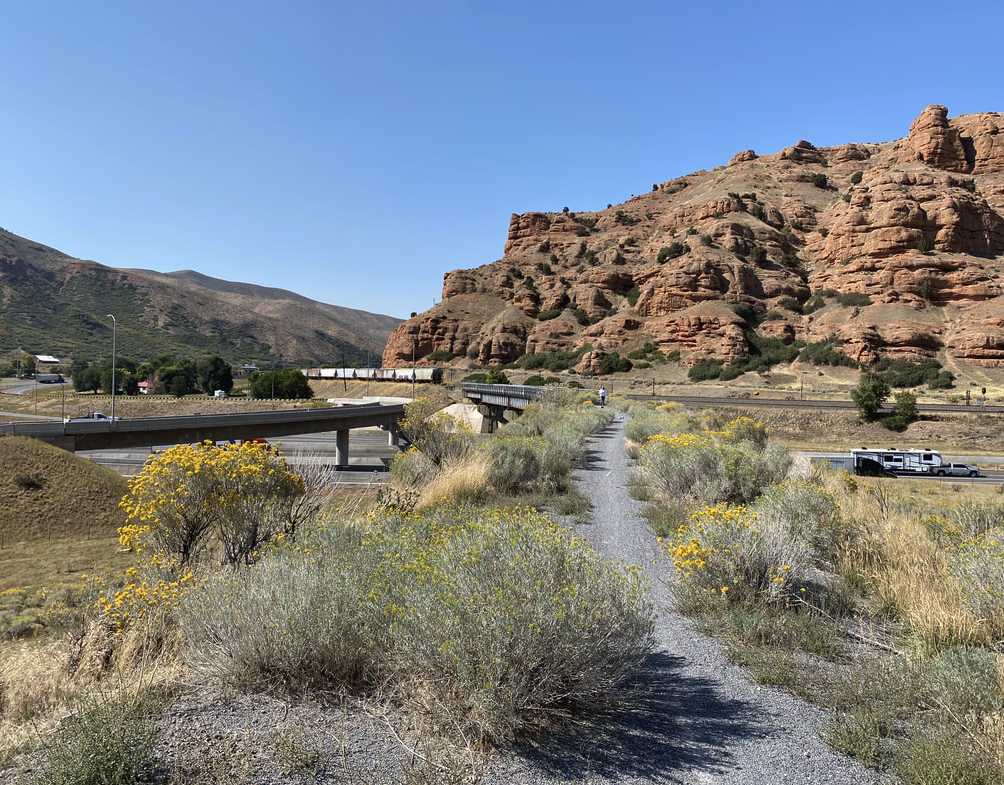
[657, 243, 689, 263]
[751, 481, 844, 565]
[749, 246, 768, 264]
[811, 172, 828, 188]
[799, 337, 858, 368]
[947, 526, 1004, 621]
[482, 435, 550, 493]
[639, 430, 792, 511]
[801, 294, 826, 314]
[537, 309, 562, 321]
[928, 646, 1004, 716]
[426, 349, 454, 362]
[596, 351, 632, 375]
[850, 171, 863, 185]
[38, 690, 163, 785]
[688, 358, 724, 381]
[663, 502, 810, 607]
[626, 285, 641, 307]
[872, 357, 951, 389]
[837, 292, 872, 307]
[777, 296, 801, 312]
[182, 504, 654, 744]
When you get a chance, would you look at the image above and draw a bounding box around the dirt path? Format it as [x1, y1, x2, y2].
[486, 417, 881, 784]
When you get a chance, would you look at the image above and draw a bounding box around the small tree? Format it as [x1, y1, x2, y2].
[198, 355, 234, 394]
[168, 375, 190, 398]
[893, 390, 919, 424]
[485, 368, 510, 385]
[851, 370, 890, 421]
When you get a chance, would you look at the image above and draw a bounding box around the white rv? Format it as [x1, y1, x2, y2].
[850, 447, 943, 476]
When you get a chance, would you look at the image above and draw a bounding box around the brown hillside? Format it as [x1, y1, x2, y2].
[384, 105, 1004, 370]
[0, 228, 401, 366]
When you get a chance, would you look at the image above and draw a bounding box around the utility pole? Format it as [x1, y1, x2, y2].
[107, 314, 117, 422]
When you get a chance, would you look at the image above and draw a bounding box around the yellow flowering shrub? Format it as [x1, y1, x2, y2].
[638, 419, 790, 510]
[91, 563, 196, 633]
[948, 527, 1004, 627]
[397, 397, 474, 466]
[119, 440, 306, 567]
[663, 503, 810, 605]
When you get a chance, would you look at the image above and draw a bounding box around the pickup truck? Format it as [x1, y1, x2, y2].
[933, 463, 980, 477]
[65, 412, 121, 423]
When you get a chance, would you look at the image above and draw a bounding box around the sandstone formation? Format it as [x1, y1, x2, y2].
[384, 106, 1004, 369]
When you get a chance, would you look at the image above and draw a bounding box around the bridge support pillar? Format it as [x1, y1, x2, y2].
[387, 427, 400, 448]
[335, 429, 349, 467]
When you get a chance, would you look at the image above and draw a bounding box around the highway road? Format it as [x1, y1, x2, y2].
[78, 429, 399, 483]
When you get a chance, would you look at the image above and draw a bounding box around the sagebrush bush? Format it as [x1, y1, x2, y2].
[947, 527, 1004, 629]
[750, 481, 844, 565]
[179, 504, 654, 744]
[640, 432, 792, 509]
[397, 398, 475, 466]
[482, 435, 554, 494]
[664, 503, 811, 607]
[180, 520, 382, 689]
[36, 688, 163, 785]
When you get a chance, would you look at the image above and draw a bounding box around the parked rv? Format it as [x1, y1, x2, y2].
[850, 448, 943, 476]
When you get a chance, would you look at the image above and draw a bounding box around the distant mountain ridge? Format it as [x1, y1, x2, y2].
[0, 228, 400, 367]
[384, 105, 1004, 373]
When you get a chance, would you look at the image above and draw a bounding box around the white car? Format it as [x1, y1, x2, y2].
[933, 463, 980, 477]
[65, 412, 121, 423]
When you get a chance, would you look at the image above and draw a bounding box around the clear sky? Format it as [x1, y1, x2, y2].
[0, 1, 999, 320]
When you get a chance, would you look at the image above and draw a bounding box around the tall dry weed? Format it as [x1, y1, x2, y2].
[837, 483, 990, 652]
[417, 451, 490, 508]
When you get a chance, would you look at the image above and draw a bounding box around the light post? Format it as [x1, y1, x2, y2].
[411, 339, 416, 401]
[107, 314, 116, 422]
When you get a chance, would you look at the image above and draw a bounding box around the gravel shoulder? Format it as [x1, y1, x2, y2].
[485, 415, 883, 784]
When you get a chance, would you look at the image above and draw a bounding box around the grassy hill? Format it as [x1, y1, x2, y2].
[0, 436, 132, 594]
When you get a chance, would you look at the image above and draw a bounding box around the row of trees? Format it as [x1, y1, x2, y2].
[72, 355, 236, 398]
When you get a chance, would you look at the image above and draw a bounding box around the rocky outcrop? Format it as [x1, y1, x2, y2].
[384, 106, 1004, 369]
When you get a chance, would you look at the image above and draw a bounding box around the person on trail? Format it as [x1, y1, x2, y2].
[598, 386, 607, 407]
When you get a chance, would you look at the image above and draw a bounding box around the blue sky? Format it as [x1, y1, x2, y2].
[0, 1, 999, 320]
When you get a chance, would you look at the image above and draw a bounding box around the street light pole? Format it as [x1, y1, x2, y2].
[107, 314, 116, 422]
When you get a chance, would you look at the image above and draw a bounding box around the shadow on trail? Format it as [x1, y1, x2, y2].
[578, 429, 618, 472]
[507, 651, 770, 782]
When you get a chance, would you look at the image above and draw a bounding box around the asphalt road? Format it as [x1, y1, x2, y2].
[77, 429, 399, 483]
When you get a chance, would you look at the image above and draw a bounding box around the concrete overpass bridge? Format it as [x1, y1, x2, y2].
[460, 383, 550, 431]
[0, 403, 406, 466]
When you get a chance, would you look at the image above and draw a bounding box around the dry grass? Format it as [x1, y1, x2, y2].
[0, 436, 133, 593]
[840, 488, 988, 652]
[0, 618, 184, 767]
[417, 451, 490, 508]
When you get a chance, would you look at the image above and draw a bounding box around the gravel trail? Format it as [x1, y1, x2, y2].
[486, 415, 883, 785]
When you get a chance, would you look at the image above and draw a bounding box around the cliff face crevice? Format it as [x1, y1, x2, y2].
[384, 106, 1004, 369]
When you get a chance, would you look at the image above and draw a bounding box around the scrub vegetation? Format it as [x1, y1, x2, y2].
[0, 391, 653, 781]
[623, 396, 1004, 784]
